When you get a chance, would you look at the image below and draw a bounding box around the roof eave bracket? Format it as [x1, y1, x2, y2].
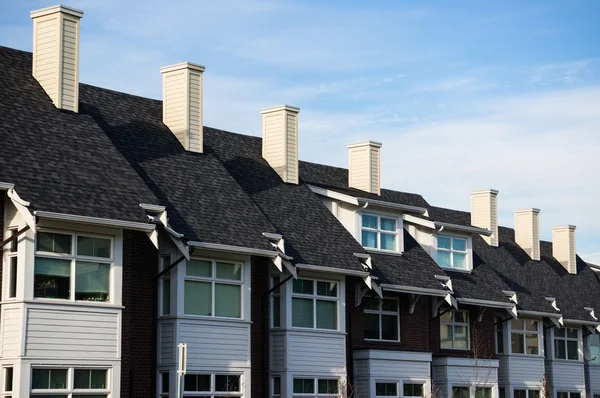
[7, 188, 36, 233]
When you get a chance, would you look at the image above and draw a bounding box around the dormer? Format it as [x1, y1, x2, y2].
[359, 211, 404, 254]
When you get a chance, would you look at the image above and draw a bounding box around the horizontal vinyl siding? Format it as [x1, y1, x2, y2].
[263, 113, 286, 176]
[164, 72, 187, 145]
[349, 148, 369, 191]
[34, 17, 59, 102]
[287, 331, 345, 374]
[179, 320, 250, 369]
[159, 322, 175, 365]
[285, 112, 298, 182]
[507, 356, 545, 387]
[370, 148, 379, 193]
[550, 361, 585, 390]
[1, 307, 21, 358]
[498, 357, 509, 385]
[587, 365, 600, 393]
[25, 308, 119, 359]
[60, 18, 78, 111]
[188, 72, 202, 153]
[270, 333, 285, 371]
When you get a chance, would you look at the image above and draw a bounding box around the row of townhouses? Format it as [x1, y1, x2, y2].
[1, 5, 599, 398]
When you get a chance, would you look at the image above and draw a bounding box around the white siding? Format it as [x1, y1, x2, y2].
[507, 356, 545, 387]
[286, 112, 298, 182]
[433, 357, 499, 398]
[261, 106, 300, 184]
[551, 226, 577, 274]
[33, 16, 59, 103]
[470, 190, 498, 246]
[25, 307, 119, 359]
[164, 71, 187, 145]
[188, 71, 203, 153]
[179, 320, 250, 369]
[347, 142, 381, 195]
[286, 331, 345, 373]
[270, 332, 285, 371]
[60, 18, 78, 112]
[159, 321, 175, 365]
[549, 360, 585, 390]
[1, 306, 22, 358]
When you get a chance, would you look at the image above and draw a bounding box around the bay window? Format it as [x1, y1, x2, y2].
[293, 378, 338, 397]
[440, 310, 470, 349]
[184, 259, 243, 318]
[364, 298, 400, 341]
[514, 390, 539, 398]
[184, 373, 242, 396]
[554, 327, 580, 360]
[291, 278, 338, 330]
[452, 387, 470, 398]
[476, 388, 492, 398]
[376, 382, 398, 397]
[271, 275, 281, 328]
[588, 333, 600, 364]
[510, 319, 539, 355]
[31, 367, 109, 397]
[361, 214, 399, 251]
[495, 316, 504, 354]
[404, 383, 424, 398]
[34, 232, 112, 302]
[557, 393, 581, 398]
[7, 228, 18, 299]
[160, 256, 171, 316]
[436, 235, 469, 270]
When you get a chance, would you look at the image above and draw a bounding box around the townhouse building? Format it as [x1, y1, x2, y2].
[0, 5, 599, 398]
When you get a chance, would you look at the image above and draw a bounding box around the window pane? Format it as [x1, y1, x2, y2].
[50, 369, 67, 389]
[453, 252, 467, 269]
[438, 236, 451, 250]
[529, 391, 540, 398]
[273, 377, 281, 395]
[567, 340, 579, 360]
[571, 394, 581, 398]
[8, 230, 17, 253]
[364, 298, 380, 310]
[186, 260, 212, 277]
[363, 215, 378, 229]
[319, 379, 339, 394]
[455, 326, 468, 349]
[75, 262, 110, 301]
[526, 334, 539, 355]
[381, 218, 396, 231]
[5, 367, 13, 392]
[216, 262, 242, 281]
[476, 388, 492, 398]
[37, 232, 72, 254]
[294, 378, 314, 394]
[382, 299, 398, 312]
[441, 325, 453, 348]
[381, 233, 396, 251]
[555, 328, 566, 338]
[557, 393, 568, 398]
[9, 256, 17, 298]
[512, 333, 525, 354]
[74, 369, 90, 388]
[365, 313, 380, 339]
[453, 238, 467, 251]
[555, 340, 566, 359]
[161, 372, 169, 393]
[440, 311, 453, 322]
[454, 311, 468, 323]
[184, 281, 212, 315]
[514, 391, 527, 398]
[34, 258, 71, 299]
[293, 279, 314, 295]
[32, 369, 50, 389]
[362, 230, 378, 248]
[184, 374, 210, 391]
[567, 328, 579, 339]
[317, 281, 338, 297]
[378, 383, 397, 396]
[453, 387, 470, 398]
[162, 279, 170, 315]
[405, 384, 422, 397]
[316, 300, 337, 330]
[511, 319, 524, 330]
[77, 236, 111, 258]
[215, 284, 241, 318]
[292, 298, 314, 327]
[437, 251, 451, 267]
[272, 295, 280, 328]
[381, 314, 399, 340]
[526, 320, 538, 331]
[215, 375, 240, 392]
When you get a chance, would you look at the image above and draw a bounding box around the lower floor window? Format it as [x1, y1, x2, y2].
[452, 387, 470, 398]
[293, 378, 339, 397]
[476, 387, 492, 398]
[31, 367, 109, 397]
[376, 382, 398, 397]
[160, 372, 169, 397]
[557, 393, 581, 398]
[184, 373, 242, 396]
[404, 383, 424, 398]
[272, 377, 281, 398]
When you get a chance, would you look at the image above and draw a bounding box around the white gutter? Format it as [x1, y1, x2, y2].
[457, 298, 515, 309]
[34, 211, 155, 232]
[308, 185, 359, 206]
[519, 310, 562, 318]
[140, 203, 166, 213]
[188, 241, 278, 258]
[380, 283, 448, 297]
[403, 214, 436, 229]
[295, 263, 370, 277]
[0, 182, 15, 190]
[403, 213, 492, 236]
[356, 198, 427, 215]
[562, 319, 600, 327]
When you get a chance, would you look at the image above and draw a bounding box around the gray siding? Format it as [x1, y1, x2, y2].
[270, 332, 285, 371]
[287, 331, 345, 374]
[548, 360, 585, 391]
[586, 365, 600, 394]
[159, 321, 175, 365]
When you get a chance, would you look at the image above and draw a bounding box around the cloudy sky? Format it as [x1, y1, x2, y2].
[2, 0, 599, 263]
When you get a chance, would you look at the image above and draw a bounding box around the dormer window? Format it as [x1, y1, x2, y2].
[435, 234, 471, 271]
[361, 213, 400, 252]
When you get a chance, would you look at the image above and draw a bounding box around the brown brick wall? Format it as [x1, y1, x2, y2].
[120, 229, 159, 398]
[251, 256, 269, 398]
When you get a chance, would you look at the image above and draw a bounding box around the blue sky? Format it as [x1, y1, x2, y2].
[1, 0, 599, 263]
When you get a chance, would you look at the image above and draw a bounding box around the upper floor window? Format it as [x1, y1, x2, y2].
[440, 310, 470, 349]
[436, 235, 469, 270]
[511, 319, 539, 355]
[361, 214, 400, 252]
[160, 256, 171, 316]
[7, 228, 18, 299]
[270, 275, 281, 328]
[292, 278, 338, 330]
[364, 298, 400, 341]
[34, 231, 112, 302]
[184, 259, 243, 318]
[555, 327, 580, 360]
[587, 333, 600, 364]
[495, 316, 504, 354]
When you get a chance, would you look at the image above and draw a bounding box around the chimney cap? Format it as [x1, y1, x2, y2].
[551, 225, 576, 231]
[347, 140, 382, 149]
[31, 4, 83, 19]
[260, 104, 300, 114]
[160, 62, 205, 74]
[470, 189, 499, 195]
[514, 208, 540, 214]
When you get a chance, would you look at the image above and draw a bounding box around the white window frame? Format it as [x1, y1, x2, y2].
[514, 388, 541, 398]
[554, 327, 581, 361]
[182, 373, 243, 396]
[30, 366, 111, 397]
[364, 297, 400, 342]
[292, 377, 339, 397]
[509, 318, 540, 356]
[272, 376, 281, 398]
[159, 371, 170, 397]
[440, 310, 471, 350]
[375, 380, 399, 397]
[360, 212, 403, 253]
[5, 228, 18, 300]
[2, 366, 13, 397]
[34, 229, 114, 304]
[291, 278, 340, 331]
[184, 258, 245, 319]
[434, 234, 472, 271]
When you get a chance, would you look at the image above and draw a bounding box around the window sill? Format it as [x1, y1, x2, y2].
[508, 353, 543, 358]
[364, 338, 401, 343]
[548, 358, 583, 363]
[178, 315, 251, 324]
[286, 328, 346, 336]
[22, 299, 123, 309]
[439, 267, 472, 274]
[365, 248, 404, 257]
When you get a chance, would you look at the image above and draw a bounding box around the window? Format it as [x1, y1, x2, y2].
[31, 367, 109, 397]
[476, 388, 492, 398]
[495, 316, 504, 354]
[293, 378, 338, 397]
[452, 387, 470, 398]
[7, 229, 18, 299]
[587, 333, 600, 364]
[4, 367, 13, 394]
[160, 256, 171, 315]
[291, 278, 339, 330]
[499, 388, 505, 398]
[557, 393, 581, 398]
[364, 298, 399, 341]
[184, 374, 242, 396]
[436, 235, 468, 269]
[404, 383, 424, 397]
[160, 372, 169, 397]
[514, 390, 527, 398]
[271, 275, 281, 328]
[184, 259, 243, 318]
[361, 214, 399, 251]
[376, 383, 398, 397]
[515, 390, 540, 398]
[440, 310, 470, 349]
[555, 327, 580, 360]
[272, 377, 281, 398]
[511, 319, 539, 355]
[528, 391, 540, 398]
[34, 232, 112, 302]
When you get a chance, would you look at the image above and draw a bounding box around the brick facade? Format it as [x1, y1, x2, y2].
[251, 256, 269, 398]
[120, 229, 159, 398]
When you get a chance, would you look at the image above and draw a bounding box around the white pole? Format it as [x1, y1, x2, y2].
[177, 343, 187, 398]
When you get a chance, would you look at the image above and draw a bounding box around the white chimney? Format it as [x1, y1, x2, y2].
[347, 141, 382, 195]
[514, 208, 540, 261]
[470, 189, 499, 246]
[30, 5, 83, 112]
[261, 105, 300, 184]
[551, 225, 577, 274]
[160, 62, 205, 153]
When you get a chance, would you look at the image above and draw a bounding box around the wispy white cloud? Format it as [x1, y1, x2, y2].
[528, 59, 597, 85]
